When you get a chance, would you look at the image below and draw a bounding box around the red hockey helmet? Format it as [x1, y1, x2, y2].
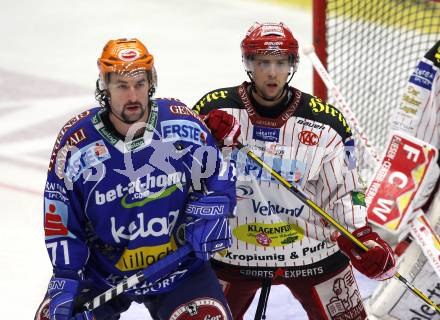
[241, 22, 299, 73]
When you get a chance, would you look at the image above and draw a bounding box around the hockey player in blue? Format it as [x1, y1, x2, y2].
[34, 38, 236, 320]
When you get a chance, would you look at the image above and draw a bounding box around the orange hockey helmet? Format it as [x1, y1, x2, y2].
[97, 38, 154, 80]
[96, 38, 157, 105]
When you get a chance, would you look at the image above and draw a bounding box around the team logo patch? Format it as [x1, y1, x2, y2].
[252, 126, 279, 142]
[118, 49, 140, 61]
[44, 198, 76, 240]
[65, 140, 111, 182]
[161, 120, 207, 145]
[298, 130, 319, 146]
[170, 298, 228, 320]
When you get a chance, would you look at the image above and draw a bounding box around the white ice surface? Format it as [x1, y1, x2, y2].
[0, 0, 378, 318]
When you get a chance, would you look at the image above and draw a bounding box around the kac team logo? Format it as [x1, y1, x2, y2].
[298, 130, 319, 146]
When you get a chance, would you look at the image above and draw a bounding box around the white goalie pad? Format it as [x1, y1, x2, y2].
[409, 210, 440, 279]
[365, 239, 440, 319]
[365, 131, 439, 234]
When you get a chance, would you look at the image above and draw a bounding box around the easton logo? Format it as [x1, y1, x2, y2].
[298, 131, 319, 146]
[185, 204, 225, 216]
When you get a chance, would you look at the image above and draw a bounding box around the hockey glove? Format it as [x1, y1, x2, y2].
[184, 193, 233, 260]
[204, 109, 241, 147]
[47, 277, 94, 320]
[337, 226, 396, 280]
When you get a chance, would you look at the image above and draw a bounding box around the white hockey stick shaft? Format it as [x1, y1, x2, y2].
[83, 244, 192, 311]
[303, 46, 382, 164]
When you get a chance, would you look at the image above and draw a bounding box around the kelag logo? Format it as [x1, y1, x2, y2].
[111, 210, 179, 243]
[252, 126, 279, 142]
[161, 120, 206, 145]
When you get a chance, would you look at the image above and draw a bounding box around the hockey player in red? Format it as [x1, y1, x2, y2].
[193, 22, 396, 319]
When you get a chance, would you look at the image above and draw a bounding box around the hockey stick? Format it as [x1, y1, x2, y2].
[237, 142, 440, 314]
[82, 243, 192, 311]
[304, 45, 440, 274]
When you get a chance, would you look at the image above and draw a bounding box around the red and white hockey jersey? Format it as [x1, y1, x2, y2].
[193, 82, 367, 267]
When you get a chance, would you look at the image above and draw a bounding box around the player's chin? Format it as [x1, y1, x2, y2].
[123, 107, 145, 120]
[265, 82, 281, 92]
[264, 87, 282, 100]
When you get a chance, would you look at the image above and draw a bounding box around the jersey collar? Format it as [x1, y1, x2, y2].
[91, 101, 159, 153]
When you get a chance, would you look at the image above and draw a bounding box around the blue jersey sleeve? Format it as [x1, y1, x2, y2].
[44, 114, 91, 278]
[158, 99, 237, 216]
[159, 100, 236, 213]
[196, 136, 237, 217]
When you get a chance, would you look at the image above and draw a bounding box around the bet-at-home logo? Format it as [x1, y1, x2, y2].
[95, 172, 185, 206]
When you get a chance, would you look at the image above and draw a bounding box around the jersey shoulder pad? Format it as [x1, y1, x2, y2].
[47, 107, 98, 172]
[158, 100, 213, 147]
[154, 97, 184, 105]
[193, 85, 241, 115]
[299, 92, 353, 140]
[158, 98, 207, 125]
[425, 40, 440, 69]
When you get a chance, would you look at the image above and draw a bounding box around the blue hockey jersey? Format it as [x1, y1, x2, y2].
[43, 98, 236, 296]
